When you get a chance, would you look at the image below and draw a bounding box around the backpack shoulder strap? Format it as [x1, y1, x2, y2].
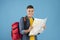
[23, 17, 26, 22]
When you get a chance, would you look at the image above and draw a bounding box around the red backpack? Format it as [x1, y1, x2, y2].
[11, 22, 22, 40]
[11, 17, 27, 40]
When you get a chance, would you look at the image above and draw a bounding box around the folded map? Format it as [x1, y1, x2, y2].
[29, 18, 47, 36]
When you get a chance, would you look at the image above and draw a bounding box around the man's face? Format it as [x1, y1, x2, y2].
[27, 8, 34, 18]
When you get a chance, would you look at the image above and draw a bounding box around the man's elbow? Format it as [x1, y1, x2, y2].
[20, 30, 24, 34]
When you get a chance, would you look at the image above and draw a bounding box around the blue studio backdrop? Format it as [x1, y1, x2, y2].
[0, 0, 60, 40]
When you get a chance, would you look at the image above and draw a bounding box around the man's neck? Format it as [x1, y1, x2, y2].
[28, 16, 32, 18]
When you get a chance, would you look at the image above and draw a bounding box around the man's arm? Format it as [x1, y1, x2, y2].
[19, 17, 32, 34]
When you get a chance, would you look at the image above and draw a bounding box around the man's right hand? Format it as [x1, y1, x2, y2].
[28, 26, 33, 32]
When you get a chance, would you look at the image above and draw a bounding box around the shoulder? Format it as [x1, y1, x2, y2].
[20, 17, 24, 22]
[20, 16, 26, 21]
[20, 17, 24, 20]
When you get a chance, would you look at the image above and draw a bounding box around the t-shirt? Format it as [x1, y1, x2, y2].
[29, 18, 35, 40]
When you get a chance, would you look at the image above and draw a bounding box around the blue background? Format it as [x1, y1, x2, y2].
[0, 0, 60, 40]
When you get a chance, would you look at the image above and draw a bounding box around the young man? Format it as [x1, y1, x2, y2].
[19, 5, 46, 40]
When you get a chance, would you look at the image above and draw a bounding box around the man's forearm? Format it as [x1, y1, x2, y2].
[24, 29, 30, 34]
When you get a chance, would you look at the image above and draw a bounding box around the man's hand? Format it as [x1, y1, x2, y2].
[28, 26, 33, 32]
[42, 24, 46, 29]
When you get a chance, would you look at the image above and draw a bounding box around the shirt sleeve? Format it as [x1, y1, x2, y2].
[19, 17, 25, 34]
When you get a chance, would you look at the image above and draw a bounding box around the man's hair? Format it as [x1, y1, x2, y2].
[27, 5, 34, 9]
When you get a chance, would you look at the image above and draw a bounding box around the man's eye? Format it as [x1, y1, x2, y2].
[32, 10, 33, 12]
[29, 11, 30, 12]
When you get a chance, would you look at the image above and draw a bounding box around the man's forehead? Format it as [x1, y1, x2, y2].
[27, 8, 34, 10]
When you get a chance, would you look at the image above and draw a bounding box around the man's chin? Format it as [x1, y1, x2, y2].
[28, 15, 32, 18]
